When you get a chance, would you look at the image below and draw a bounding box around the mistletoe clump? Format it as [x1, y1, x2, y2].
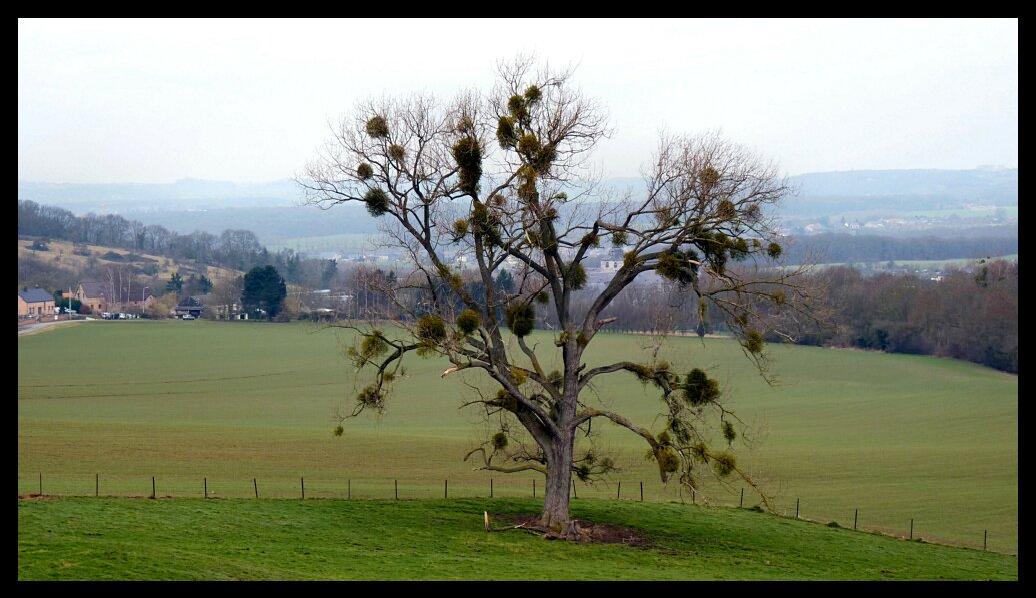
[492, 389, 518, 411]
[507, 94, 529, 122]
[356, 162, 374, 180]
[456, 308, 481, 335]
[717, 199, 737, 221]
[699, 165, 720, 189]
[505, 302, 536, 337]
[524, 84, 542, 103]
[516, 165, 539, 203]
[518, 132, 540, 156]
[711, 451, 737, 477]
[699, 232, 729, 274]
[654, 446, 680, 476]
[683, 368, 720, 406]
[452, 136, 483, 196]
[388, 144, 406, 162]
[565, 262, 588, 290]
[722, 420, 737, 445]
[470, 202, 501, 241]
[365, 115, 389, 138]
[416, 314, 447, 344]
[729, 237, 750, 261]
[496, 116, 517, 148]
[767, 242, 783, 259]
[358, 332, 388, 362]
[363, 188, 390, 217]
[356, 384, 385, 411]
[655, 249, 699, 286]
[452, 219, 469, 239]
[744, 330, 765, 354]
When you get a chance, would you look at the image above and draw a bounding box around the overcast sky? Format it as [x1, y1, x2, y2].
[18, 18, 1018, 184]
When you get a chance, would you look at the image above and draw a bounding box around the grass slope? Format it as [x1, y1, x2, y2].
[17, 497, 1015, 580]
[18, 238, 240, 281]
[18, 320, 1017, 552]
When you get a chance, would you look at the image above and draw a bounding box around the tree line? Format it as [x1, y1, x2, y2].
[545, 261, 1018, 373]
[787, 261, 1017, 373]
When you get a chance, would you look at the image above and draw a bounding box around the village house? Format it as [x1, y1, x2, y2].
[599, 247, 625, 272]
[174, 296, 205, 319]
[77, 280, 156, 314]
[18, 288, 55, 318]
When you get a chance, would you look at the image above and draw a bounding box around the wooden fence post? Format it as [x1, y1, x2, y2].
[795, 498, 800, 519]
[95, 474, 99, 497]
[490, 478, 493, 498]
[984, 530, 988, 551]
[254, 478, 258, 499]
[617, 481, 621, 500]
[39, 472, 42, 496]
[533, 479, 536, 498]
[348, 479, 351, 500]
[151, 476, 156, 499]
[444, 479, 448, 499]
[301, 477, 305, 500]
[854, 508, 858, 530]
[909, 518, 914, 540]
[204, 477, 208, 499]
[394, 479, 398, 500]
[640, 481, 643, 502]
[740, 488, 744, 508]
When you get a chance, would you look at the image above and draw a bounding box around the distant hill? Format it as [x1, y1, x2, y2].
[788, 168, 1017, 201]
[16, 178, 304, 212]
[18, 168, 1019, 245]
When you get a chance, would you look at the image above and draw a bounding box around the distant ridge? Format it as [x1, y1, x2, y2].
[17, 168, 1018, 218]
[17, 178, 304, 211]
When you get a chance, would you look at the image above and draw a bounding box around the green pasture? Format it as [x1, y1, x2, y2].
[17, 320, 1017, 553]
[17, 497, 1016, 580]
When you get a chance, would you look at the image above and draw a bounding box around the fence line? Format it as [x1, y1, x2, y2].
[18, 472, 1011, 555]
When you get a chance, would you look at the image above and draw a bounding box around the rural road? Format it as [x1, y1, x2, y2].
[17, 318, 93, 337]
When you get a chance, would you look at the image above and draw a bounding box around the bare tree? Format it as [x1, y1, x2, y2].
[300, 57, 814, 534]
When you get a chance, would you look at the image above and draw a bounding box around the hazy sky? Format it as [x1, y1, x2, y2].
[18, 18, 1018, 184]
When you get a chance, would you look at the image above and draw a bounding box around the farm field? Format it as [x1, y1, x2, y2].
[780, 254, 1018, 272]
[17, 497, 1016, 580]
[17, 320, 1018, 553]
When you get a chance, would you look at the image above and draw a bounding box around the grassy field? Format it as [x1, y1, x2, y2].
[17, 320, 1017, 554]
[17, 497, 1016, 580]
[782, 254, 1018, 272]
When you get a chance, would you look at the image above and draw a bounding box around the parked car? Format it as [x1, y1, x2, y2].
[182, 314, 196, 320]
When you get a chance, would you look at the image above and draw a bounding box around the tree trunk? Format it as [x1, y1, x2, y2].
[539, 432, 575, 530]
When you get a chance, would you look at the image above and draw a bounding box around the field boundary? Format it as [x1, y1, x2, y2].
[17, 473, 1014, 556]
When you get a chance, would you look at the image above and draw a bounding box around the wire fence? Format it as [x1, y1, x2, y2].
[17, 471, 1013, 555]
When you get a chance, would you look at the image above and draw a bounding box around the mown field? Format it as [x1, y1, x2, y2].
[17, 320, 1018, 555]
[17, 498, 1016, 580]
